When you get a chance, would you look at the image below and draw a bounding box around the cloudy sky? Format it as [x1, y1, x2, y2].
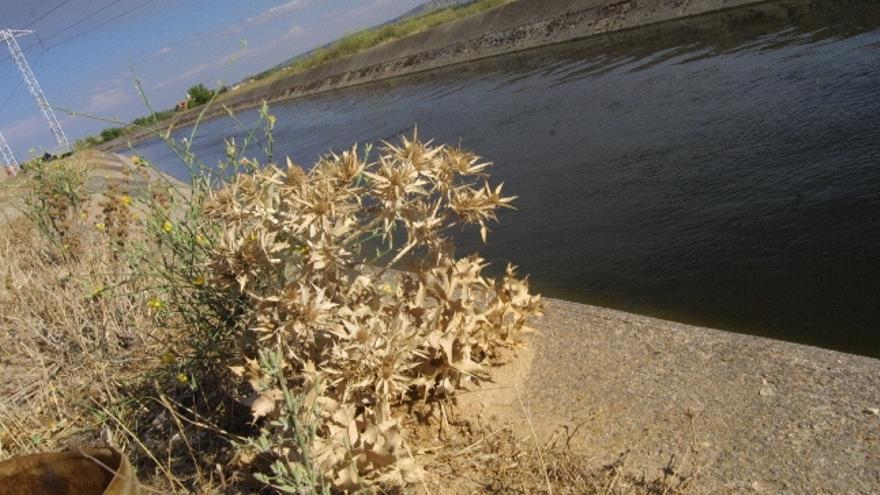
[0, 0, 427, 158]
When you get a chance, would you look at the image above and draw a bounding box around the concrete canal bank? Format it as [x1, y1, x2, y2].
[462, 298, 880, 493]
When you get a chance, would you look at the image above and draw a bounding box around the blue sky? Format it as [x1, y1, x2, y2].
[0, 0, 427, 158]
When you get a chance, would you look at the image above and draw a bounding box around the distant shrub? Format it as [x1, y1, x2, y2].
[132, 110, 175, 127]
[73, 111, 175, 150]
[100, 127, 125, 142]
[187, 83, 215, 106]
[74, 135, 102, 150]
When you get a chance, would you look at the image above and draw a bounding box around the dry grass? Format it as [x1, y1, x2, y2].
[0, 140, 697, 493]
[0, 156, 237, 492]
[0, 216, 159, 460]
[411, 406, 699, 494]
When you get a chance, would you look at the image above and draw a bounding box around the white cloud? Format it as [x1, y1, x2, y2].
[284, 25, 307, 39]
[3, 116, 43, 143]
[86, 88, 130, 113]
[209, 0, 311, 42]
[244, 0, 311, 27]
[152, 46, 173, 57]
[94, 72, 127, 93]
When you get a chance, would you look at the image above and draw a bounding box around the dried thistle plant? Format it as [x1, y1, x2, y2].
[204, 133, 543, 490]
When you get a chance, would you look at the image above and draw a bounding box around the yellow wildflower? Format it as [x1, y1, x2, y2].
[195, 234, 208, 246]
[95, 222, 106, 231]
[119, 195, 132, 207]
[176, 372, 189, 384]
[162, 220, 173, 233]
[148, 297, 164, 309]
[160, 351, 176, 365]
[91, 285, 104, 298]
[193, 275, 205, 287]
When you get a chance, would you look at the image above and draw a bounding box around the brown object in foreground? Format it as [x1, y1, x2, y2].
[0, 447, 139, 495]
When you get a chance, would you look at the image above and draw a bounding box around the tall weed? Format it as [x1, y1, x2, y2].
[22, 157, 88, 253]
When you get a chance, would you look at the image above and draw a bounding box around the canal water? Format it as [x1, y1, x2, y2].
[133, 0, 880, 356]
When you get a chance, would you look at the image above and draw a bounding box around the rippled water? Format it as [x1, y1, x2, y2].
[134, 0, 880, 356]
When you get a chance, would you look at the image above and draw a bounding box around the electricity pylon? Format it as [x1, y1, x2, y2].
[0, 132, 18, 175]
[0, 29, 70, 152]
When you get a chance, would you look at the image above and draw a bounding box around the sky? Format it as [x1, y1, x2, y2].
[0, 0, 428, 158]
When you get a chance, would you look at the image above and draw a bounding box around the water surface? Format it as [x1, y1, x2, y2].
[134, 0, 880, 356]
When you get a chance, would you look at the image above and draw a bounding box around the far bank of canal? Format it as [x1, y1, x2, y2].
[132, 0, 880, 357]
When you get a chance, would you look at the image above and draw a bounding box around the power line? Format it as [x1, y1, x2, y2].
[0, 30, 70, 150]
[0, 51, 45, 113]
[0, 0, 160, 124]
[39, 0, 129, 45]
[25, 0, 73, 29]
[0, 0, 160, 152]
[0, 81, 23, 111]
[44, 0, 159, 49]
[0, 0, 142, 63]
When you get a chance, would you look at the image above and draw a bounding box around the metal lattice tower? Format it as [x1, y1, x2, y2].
[0, 29, 70, 152]
[0, 132, 17, 170]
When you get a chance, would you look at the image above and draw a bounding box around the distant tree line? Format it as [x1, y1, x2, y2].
[74, 83, 225, 149]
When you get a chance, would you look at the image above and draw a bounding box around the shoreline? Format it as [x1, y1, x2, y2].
[99, 0, 773, 151]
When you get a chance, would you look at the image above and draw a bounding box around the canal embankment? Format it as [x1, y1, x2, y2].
[100, 0, 773, 150]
